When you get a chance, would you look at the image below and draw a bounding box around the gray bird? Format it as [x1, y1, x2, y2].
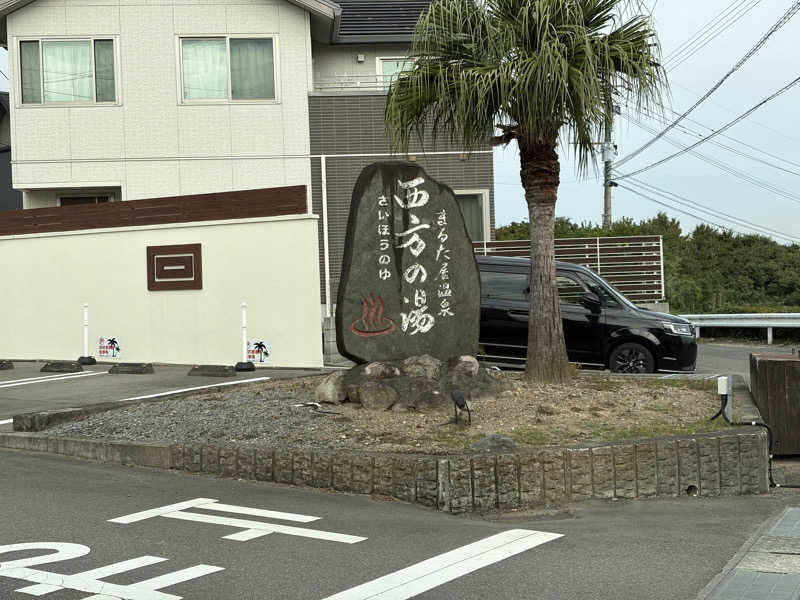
[451, 390, 471, 424]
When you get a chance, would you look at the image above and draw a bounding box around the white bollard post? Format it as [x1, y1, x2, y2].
[241, 302, 248, 363]
[77, 303, 96, 365]
[235, 301, 255, 371]
[83, 303, 89, 358]
[768, 327, 773, 346]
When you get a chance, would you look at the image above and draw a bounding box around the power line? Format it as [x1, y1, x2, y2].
[617, 1, 800, 167]
[616, 74, 800, 180]
[664, 0, 764, 72]
[661, 0, 747, 64]
[669, 79, 800, 145]
[619, 113, 800, 206]
[624, 177, 800, 243]
[622, 109, 800, 181]
[639, 102, 800, 171]
[617, 181, 800, 243]
[616, 183, 733, 232]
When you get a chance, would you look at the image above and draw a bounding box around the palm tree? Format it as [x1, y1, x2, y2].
[385, 0, 665, 383]
[254, 341, 269, 362]
[107, 338, 119, 358]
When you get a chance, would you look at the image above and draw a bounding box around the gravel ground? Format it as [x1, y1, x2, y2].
[45, 372, 731, 454]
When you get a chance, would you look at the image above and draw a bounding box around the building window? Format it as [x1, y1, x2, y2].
[180, 37, 276, 102]
[59, 195, 111, 207]
[455, 191, 488, 241]
[376, 57, 411, 87]
[20, 38, 116, 104]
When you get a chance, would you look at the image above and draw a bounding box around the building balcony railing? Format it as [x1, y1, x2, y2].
[312, 74, 396, 93]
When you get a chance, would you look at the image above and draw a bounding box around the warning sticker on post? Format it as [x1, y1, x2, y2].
[247, 340, 270, 364]
[98, 337, 122, 359]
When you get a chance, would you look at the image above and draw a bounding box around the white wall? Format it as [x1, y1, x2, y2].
[7, 0, 313, 202]
[0, 215, 324, 367]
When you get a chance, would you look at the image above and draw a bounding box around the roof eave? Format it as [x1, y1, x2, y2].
[333, 34, 414, 44]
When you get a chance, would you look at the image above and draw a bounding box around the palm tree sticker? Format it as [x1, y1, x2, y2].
[107, 338, 120, 357]
[253, 341, 269, 363]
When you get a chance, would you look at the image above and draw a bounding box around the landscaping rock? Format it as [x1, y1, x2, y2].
[315, 371, 346, 405]
[335, 162, 481, 364]
[403, 355, 443, 379]
[363, 361, 401, 378]
[449, 355, 479, 377]
[472, 435, 517, 453]
[348, 381, 398, 411]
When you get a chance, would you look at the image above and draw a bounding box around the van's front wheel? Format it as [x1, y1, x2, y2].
[609, 343, 655, 374]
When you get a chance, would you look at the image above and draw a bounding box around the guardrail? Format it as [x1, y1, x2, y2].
[679, 313, 800, 345]
[473, 236, 665, 302]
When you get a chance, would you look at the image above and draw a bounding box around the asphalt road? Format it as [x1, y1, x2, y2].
[1, 449, 799, 600]
[695, 341, 796, 382]
[0, 362, 322, 422]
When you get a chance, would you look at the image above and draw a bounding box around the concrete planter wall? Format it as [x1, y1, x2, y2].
[0, 427, 769, 513]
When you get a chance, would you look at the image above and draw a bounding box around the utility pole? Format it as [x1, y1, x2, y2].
[602, 102, 619, 229]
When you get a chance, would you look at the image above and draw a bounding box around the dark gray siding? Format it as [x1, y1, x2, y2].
[309, 93, 494, 305]
[0, 150, 21, 211]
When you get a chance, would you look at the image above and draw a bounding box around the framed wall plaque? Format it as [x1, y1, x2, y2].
[147, 243, 202, 291]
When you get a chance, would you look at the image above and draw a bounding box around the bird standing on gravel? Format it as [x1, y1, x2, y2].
[451, 390, 471, 424]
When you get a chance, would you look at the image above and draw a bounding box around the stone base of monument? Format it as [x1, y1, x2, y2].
[314, 354, 509, 414]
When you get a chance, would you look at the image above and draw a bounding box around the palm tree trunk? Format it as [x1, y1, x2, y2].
[519, 134, 571, 384]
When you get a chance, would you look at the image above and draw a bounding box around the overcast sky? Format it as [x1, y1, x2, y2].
[493, 1, 800, 243]
[2, 2, 798, 243]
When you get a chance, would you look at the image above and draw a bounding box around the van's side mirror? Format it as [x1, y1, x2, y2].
[579, 292, 602, 312]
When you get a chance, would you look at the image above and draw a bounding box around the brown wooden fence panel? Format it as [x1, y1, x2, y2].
[474, 235, 665, 302]
[750, 354, 800, 454]
[0, 186, 307, 237]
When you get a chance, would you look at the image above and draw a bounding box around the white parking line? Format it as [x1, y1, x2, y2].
[0, 371, 106, 389]
[321, 529, 563, 600]
[113, 377, 271, 403]
[0, 372, 103, 386]
[0, 419, 12, 425]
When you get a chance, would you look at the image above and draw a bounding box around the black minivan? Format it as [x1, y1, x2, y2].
[477, 256, 697, 373]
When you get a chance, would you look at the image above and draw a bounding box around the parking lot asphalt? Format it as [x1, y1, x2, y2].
[0, 361, 323, 424]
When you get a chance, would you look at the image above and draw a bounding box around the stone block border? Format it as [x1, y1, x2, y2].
[0, 428, 769, 513]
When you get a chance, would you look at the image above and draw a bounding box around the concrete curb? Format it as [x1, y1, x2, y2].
[0, 428, 770, 514]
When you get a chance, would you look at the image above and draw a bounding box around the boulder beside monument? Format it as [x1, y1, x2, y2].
[336, 162, 481, 364]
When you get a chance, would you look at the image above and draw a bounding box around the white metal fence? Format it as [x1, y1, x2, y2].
[473, 236, 665, 302]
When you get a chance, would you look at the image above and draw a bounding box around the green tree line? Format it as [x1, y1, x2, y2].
[496, 213, 800, 314]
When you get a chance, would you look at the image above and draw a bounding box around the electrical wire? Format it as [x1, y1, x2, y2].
[615, 183, 733, 232]
[616, 74, 800, 180]
[620, 112, 800, 204]
[622, 177, 800, 243]
[664, 0, 765, 72]
[661, 0, 748, 65]
[636, 102, 800, 172]
[617, 1, 800, 167]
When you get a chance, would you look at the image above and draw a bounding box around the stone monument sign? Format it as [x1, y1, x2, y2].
[336, 162, 480, 363]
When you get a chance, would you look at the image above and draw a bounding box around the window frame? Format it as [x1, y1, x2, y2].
[453, 188, 491, 242]
[57, 192, 114, 207]
[15, 35, 121, 107]
[376, 56, 412, 87]
[176, 34, 281, 105]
